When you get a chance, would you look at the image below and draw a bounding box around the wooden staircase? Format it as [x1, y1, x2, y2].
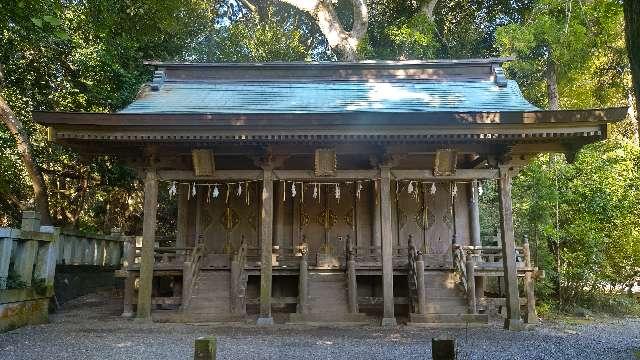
[289, 271, 369, 323]
[410, 271, 488, 324]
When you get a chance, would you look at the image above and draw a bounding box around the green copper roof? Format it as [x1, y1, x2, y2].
[120, 79, 538, 114]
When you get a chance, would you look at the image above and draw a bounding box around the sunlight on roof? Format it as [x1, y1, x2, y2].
[344, 82, 465, 111]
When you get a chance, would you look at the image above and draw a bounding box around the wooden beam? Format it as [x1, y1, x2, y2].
[137, 168, 158, 320]
[391, 169, 499, 180]
[273, 170, 378, 180]
[498, 165, 524, 330]
[157, 170, 262, 181]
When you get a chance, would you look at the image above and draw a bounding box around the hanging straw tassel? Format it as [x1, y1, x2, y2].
[168, 181, 177, 199]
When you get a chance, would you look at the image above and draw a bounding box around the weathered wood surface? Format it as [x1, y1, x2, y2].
[498, 166, 523, 330]
[379, 166, 396, 326]
[258, 168, 274, 324]
[137, 169, 158, 319]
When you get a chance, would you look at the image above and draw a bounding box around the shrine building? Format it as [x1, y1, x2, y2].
[34, 59, 626, 329]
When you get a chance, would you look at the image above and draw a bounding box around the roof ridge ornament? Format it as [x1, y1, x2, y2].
[492, 65, 507, 87]
[151, 70, 165, 91]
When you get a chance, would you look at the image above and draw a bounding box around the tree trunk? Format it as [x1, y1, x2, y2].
[624, 0, 640, 136]
[278, 0, 368, 61]
[0, 94, 52, 225]
[545, 59, 560, 110]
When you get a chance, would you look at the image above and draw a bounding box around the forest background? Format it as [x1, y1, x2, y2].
[1, 0, 639, 315]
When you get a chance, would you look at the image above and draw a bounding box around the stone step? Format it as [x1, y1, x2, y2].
[409, 313, 489, 324]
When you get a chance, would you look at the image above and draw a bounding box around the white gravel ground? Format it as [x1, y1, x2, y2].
[0, 293, 638, 360]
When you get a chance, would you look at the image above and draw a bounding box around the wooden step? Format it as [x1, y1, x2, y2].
[288, 312, 371, 324]
[409, 313, 489, 324]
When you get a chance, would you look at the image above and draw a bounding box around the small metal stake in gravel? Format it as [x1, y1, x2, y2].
[194, 336, 217, 360]
[432, 336, 456, 360]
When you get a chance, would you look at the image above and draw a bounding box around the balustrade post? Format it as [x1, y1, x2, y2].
[297, 249, 309, 315]
[0, 229, 15, 289]
[14, 211, 40, 286]
[33, 227, 59, 292]
[181, 260, 193, 311]
[465, 253, 477, 314]
[122, 237, 135, 317]
[523, 235, 539, 324]
[347, 259, 358, 314]
[415, 253, 426, 315]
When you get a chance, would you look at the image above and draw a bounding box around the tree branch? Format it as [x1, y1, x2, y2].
[421, 0, 438, 21]
[278, 0, 368, 61]
[0, 69, 52, 225]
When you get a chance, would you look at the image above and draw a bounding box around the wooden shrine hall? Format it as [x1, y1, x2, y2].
[34, 59, 626, 329]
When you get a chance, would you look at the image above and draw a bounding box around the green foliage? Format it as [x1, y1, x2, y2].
[496, 0, 629, 110]
[210, 19, 309, 62]
[5, 268, 27, 290]
[510, 140, 640, 305]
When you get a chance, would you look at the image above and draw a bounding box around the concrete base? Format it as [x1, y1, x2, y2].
[381, 317, 397, 326]
[121, 311, 134, 318]
[504, 318, 524, 331]
[0, 298, 49, 333]
[256, 316, 274, 326]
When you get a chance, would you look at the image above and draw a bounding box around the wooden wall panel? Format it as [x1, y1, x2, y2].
[454, 183, 472, 246]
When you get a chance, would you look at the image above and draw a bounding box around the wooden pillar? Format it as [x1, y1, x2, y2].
[371, 182, 381, 255]
[498, 166, 523, 330]
[469, 179, 485, 301]
[137, 169, 158, 320]
[297, 252, 309, 314]
[379, 166, 396, 326]
[257, 168, 274, 325]
[176, 184, 189, 250]
[523, 236, 539, 324]
[415, 253, 426, 315]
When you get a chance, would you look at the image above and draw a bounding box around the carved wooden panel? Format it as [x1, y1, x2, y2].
[314, 149, 337, 176]
[423, 182, 454, 268]
[191, 149, 215, 177]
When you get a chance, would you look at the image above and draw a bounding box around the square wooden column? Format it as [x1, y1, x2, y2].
[137, 169, 158, 320]
[257, 168, 274, 325]
[379, 166, 396, 326]
[498, 166, 524, 330]
[176, 184, 189, 250]
[469, 179, 485, 301]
